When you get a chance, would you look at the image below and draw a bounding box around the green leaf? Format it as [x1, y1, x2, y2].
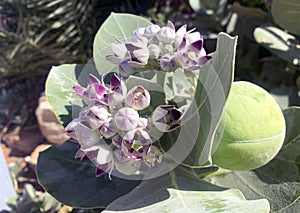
[253, 26, 300, 63]
[271, 0, 300, 36]
[183, 32, 238, 167]
[45, 63, 99, 127]
[37, 141, 141, 208]
[283, 107, 300, 144]
[93, 13, 152, 74]
[283, 107, 300, 145]
[204, 113, 300, 212]
[104, 167, 270, 213]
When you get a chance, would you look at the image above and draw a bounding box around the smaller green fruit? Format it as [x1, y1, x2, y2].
[212, 81, 286, 171]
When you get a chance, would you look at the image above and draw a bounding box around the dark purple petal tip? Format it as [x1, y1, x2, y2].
[190, 39, 203, 51]
[110, 73, 121, 87]
[73, 85, 85, 94]
[88, 74, 100, 85]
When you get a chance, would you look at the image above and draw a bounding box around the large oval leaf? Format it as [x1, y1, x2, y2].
[93, 13, 152, 74]
[45, 64, 99, 127]
[204, 107, 300, 212]
[271, 0, 300, 36]
[183, 32, 238, 167]
[283, 106, 300, 144]
[253, 26, 300, 63]
[37, 141, 141, 208]
[104, 167, 270, 213]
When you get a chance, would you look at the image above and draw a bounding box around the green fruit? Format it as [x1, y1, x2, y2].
[212, 81, 286, 171]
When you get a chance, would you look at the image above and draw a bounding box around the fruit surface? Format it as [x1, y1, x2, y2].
[212, 81, 286, 170]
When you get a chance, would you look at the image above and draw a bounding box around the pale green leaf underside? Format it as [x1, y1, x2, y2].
[105, 189, 269, 213]
[183, 32, 238, 167]
[283, 106, 300, 144]
[104, 168, 269, 213]
[45, 63, 98, 127]
[93, 13, 152, 75]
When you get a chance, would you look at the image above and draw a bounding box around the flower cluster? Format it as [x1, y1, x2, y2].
[106, 21, 212, 77]
[66, 73, 182, 178]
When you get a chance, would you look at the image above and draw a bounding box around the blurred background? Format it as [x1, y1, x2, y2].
[0, 0, 299, 212]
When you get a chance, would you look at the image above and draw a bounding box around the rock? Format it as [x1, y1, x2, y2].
[2, 128, 44, 155]
[35, 94, 69, 145]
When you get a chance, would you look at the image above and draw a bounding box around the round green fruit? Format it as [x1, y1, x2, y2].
[212, 81, 286, 171]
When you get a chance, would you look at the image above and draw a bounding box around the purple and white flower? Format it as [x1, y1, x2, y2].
[177, 37, 212, 70]
[144, 146, 163, 167]
[73, 74, 107, 104]
[104, 73, 127, 106]
[114, 149, 141, 175]
[119, 57, 135, 78]
[80, 104, 110, 130]
[100, 118, 117, 138]
[125, 86, 151, 110]
[125, 37, 150, 67]
[175, 24, 201, 47]
[152, 105, 182, 132]
[122, 129, 152, 160]
[106, 37, 150, 68]
[105, 40, 127, 64]
[73, 122, 101, 149]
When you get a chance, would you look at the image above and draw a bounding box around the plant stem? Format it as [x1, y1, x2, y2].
[156, 71, 166, 89]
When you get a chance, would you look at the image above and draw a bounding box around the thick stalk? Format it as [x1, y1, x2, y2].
[156, 71, 166, 89]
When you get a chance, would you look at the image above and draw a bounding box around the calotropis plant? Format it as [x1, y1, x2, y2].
[37, 13, 299, 213]
[62, 15, 214, 180]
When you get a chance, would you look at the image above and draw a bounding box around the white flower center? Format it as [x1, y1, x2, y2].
[188, 52, 197, 60]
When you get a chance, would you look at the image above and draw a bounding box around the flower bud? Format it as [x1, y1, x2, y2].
[114, 107, 140, 131]
[160, 54, 177, 72]
[152, 105, 182, 132]
[148, 44, 160, 59]
[132, 27, 146, 37]
[144, 24, 161, 38]
[156, 21, 175, 43]
[125, 86, 151, 110]
[163, 44, 174, 54]
[148, 36, 159, 45]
